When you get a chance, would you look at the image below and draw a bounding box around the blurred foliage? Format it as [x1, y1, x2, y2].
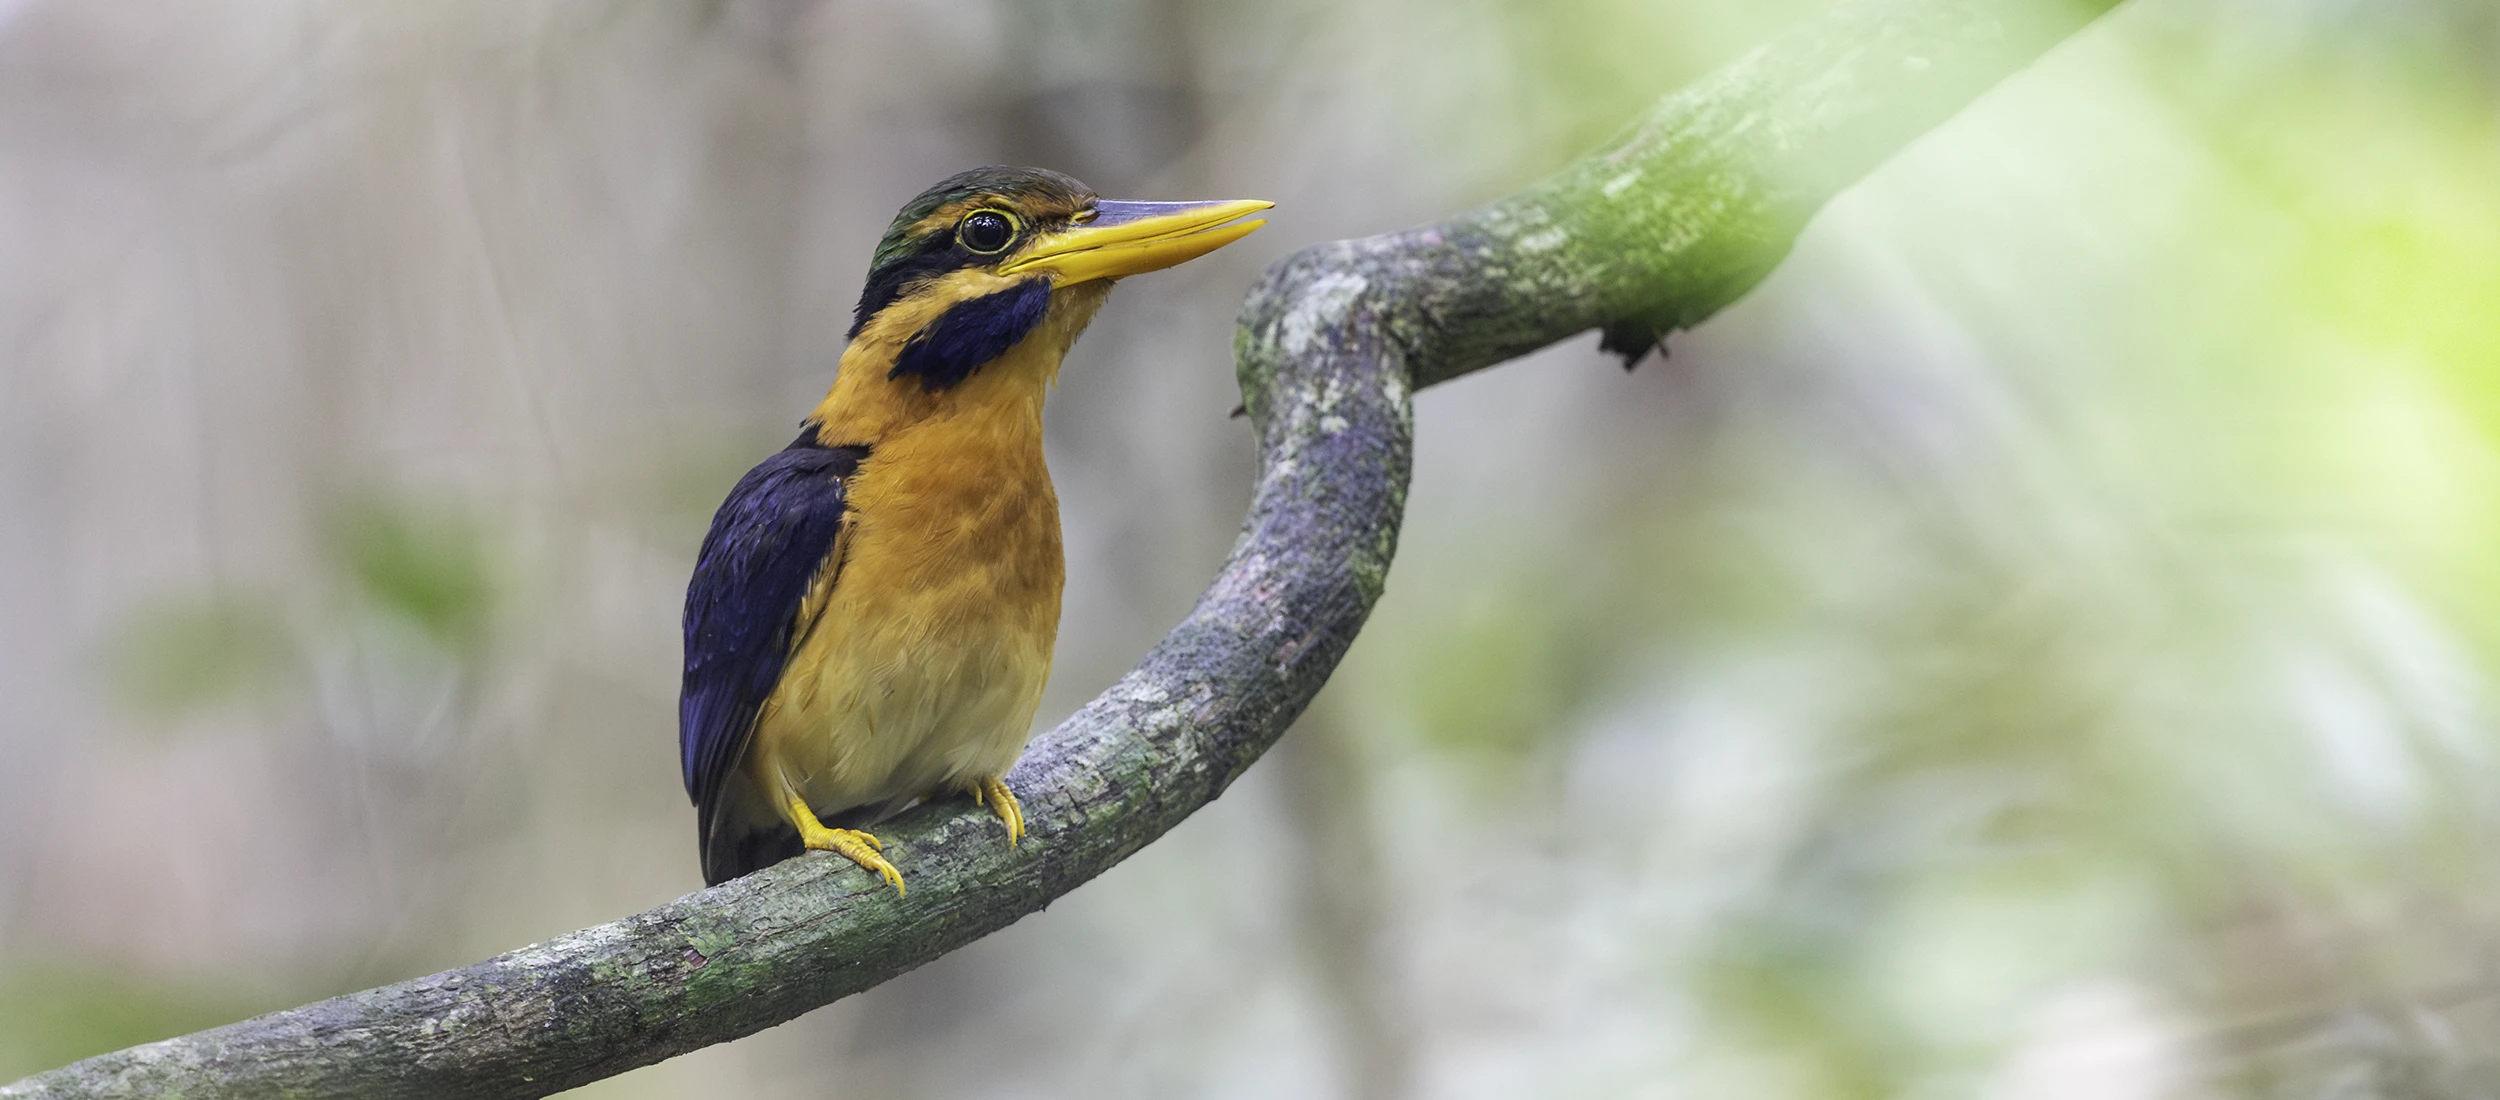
[1336, 3, 2500, 1097]
[95, 489, 505, 733]
[1389, 572, 1607, 765]
[99, 593, 298, 718]
[325, 494, 500, 655]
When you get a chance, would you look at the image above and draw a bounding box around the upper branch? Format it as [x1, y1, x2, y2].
[2, 0, 2122, 1096]
[1238, 0, 2123, 398]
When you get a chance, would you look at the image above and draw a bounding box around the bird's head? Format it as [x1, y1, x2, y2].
[841, 166, 1270, 394]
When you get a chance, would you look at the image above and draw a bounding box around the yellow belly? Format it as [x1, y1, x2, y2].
[746, 386, 1065, 823]
[750, 589, 1053, 818]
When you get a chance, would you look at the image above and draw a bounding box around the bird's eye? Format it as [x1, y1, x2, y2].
[958, 210, 1017, 254]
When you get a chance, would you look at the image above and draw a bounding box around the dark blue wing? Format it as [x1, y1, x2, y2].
[680, 437, 866, 882]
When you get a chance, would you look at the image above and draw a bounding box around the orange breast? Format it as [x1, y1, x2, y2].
[747, 366, 1065, 817]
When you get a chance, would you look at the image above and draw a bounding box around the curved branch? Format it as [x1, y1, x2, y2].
[3, 0, 2122, 1095]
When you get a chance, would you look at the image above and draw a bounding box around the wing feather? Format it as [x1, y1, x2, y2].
[680, 436, 865, 884]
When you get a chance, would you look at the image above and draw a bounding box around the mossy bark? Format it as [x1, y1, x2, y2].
[1, 0, 2123, 1095]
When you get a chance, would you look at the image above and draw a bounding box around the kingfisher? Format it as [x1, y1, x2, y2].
[680, 167, 1270, 891]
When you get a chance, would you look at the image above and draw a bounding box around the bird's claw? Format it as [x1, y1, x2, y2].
[788, 794, 903, 895]
[802, 826, 904, 896]
[970, 776, 1024, 847]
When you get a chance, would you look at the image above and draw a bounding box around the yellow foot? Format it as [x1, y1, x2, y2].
[967, 776, 1025, 847]
[788, 795, 904, 896]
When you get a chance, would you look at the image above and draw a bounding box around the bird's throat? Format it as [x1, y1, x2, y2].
[809, 280, 1109, 447]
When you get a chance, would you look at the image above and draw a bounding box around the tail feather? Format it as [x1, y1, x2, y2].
[699, 775, 792, 886]
[704, 820, 802, 886]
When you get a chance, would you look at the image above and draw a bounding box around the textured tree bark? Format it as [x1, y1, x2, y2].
[1, 0, 2123, 1095]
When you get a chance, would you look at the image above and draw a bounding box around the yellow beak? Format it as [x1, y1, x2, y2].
[1001, 198, 1273, 287]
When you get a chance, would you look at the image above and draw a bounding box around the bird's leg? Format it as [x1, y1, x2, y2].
[787, 794, 904, 896]
[966, 777, 1024, 847]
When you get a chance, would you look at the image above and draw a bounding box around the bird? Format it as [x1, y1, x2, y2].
[679, 166, 1271, 892]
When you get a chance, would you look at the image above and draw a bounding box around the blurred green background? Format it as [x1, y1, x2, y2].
[2, 0, 2496, 1096]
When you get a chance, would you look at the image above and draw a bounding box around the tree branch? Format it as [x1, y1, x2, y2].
[2, 0, 2123, 1095]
